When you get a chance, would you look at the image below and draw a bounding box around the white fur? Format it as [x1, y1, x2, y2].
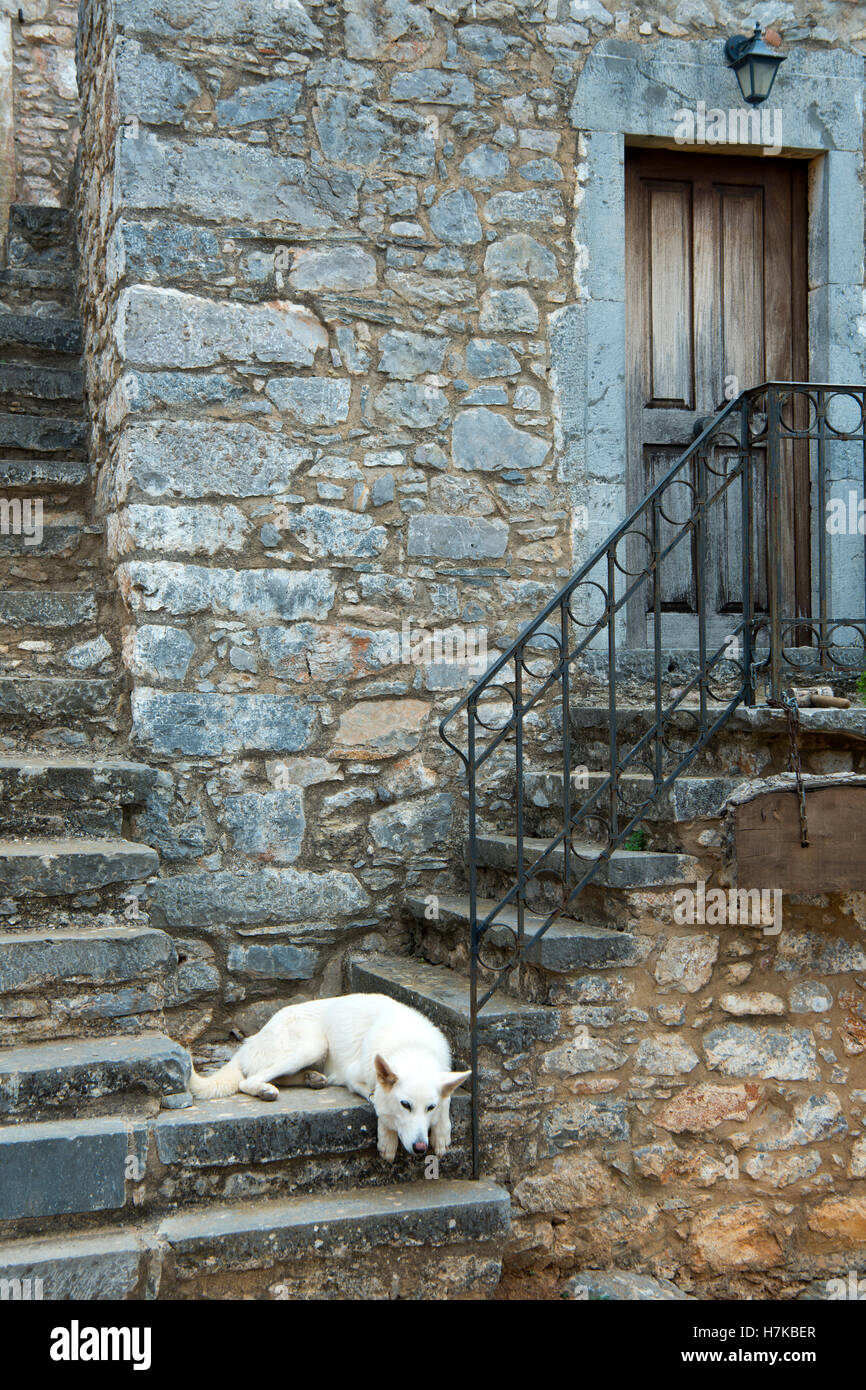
[186, 993, 471, 1160]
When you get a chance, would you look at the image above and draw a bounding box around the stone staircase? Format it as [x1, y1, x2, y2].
[0, 207, 511, 1300]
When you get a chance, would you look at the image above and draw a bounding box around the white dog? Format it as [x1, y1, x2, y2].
[186, 992, 471, 1161]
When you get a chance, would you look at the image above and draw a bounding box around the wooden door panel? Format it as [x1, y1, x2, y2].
[625, 148, 809, 642]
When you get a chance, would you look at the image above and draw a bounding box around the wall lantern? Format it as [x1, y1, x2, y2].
[724, 23, 786, 105]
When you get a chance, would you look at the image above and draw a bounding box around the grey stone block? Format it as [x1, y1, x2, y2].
[0, 1035, 190, 1117]
[0, 927, 176, 993]
[0, 1231, 141, 1299]
[132, 690, 318, 756]
[407, 515, 507, 560]
[120, 562, 335, 621]
[116, 421, 310, 501]
[226, 942, 318, 980]
[0, 1118, 135, 1220]
[150, 867, 370, 926]
[0, 839, 159, 898]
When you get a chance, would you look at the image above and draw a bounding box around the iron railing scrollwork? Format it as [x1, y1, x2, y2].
[439, 383, 866, 1178]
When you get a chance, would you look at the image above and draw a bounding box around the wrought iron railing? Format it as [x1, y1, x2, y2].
[440, 383, 866, 1177]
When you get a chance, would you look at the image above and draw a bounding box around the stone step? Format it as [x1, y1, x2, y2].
[0, 266, 75, 298]
[0, 926, 176, 992]
[570, 702, 866, 743]
[0, 676, 115, 722]
[0, 456, 88, 489]
[0, 838, 159, 898]
[7, 206, 74, 269]
[348, 953, 557, 1052]
[0, 412, 86, 454]
[0, 513, 91, 559]
[406, 893, 642, 973]
[0, 1033, 190, 1120]
[0, 364, 83, 402]
[0, 756, 157, 806]
[0, 1178, 509, 1298]
[472, 832, 697, 889]
[0, 312, 81, 355]
[0, 1088, 471, 1228]
[521, 769, 738, 826]
[0, 590, 97, 629]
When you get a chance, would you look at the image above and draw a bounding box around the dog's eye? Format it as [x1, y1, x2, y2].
[401, 1100, 412, 1111]
[426, 1104, 435, 1112]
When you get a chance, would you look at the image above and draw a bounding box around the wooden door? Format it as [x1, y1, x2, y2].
[625, 148, 809, 649]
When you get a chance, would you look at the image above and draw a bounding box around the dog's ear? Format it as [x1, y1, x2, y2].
[440, 1070, 472, 1097]
[374, 1054, 398, 1089]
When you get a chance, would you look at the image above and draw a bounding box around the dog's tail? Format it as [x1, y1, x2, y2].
[188, 1059, 244, 1100]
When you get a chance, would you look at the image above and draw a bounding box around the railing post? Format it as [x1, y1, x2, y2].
[607, 547, 619, 844]
[767, 386, 784, 700]
[816, 388, 829, 670]
[513, 652, 525, 989]
[467, 701, 480, 1180]
[695, 446, 708, 733]
[740, 396, 755, 706]
[560, 599, 572, 898]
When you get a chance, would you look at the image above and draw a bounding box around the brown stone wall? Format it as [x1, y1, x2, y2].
[12, 1, 79, 206]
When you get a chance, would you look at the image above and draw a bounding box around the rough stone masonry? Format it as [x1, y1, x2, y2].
[61, 0, 866, 1293]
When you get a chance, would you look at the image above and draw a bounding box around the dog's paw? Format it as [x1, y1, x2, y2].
[303, 1070, 328, 1090]
[378, 1126, 398, 1162]
[259, 1082, 280, 1101]
[431, 1122, 451, 1157]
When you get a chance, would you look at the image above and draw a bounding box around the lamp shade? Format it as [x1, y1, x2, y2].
[724, 24, 786, 105]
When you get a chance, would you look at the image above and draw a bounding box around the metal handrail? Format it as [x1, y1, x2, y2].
[438, 382, 866, 1177]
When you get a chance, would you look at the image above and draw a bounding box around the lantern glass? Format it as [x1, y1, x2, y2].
[726, 24, 786, 105]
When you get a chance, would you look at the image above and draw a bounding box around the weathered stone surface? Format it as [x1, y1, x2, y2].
[654, 934, 718, 993]
[514, 1153, 621, 1213]
[216, 78, 302, 127]
[132, 691, 318, 756]
[750, 1093, 847, 1150]
[331, 700, 430, 759]
[478, 288, 538, 333]
[465, 339, 520, 378]
[116, 422, 309, 500]
[459, 144, 509, 184]
[703, 1025, 819, 1081]
[429, 189, 482, 246]
[390, 70, 474, 105]
[226, 942, 317, 979]
[807, 1196, 866, 1245]
[789, 982, 833, 1013]
[112, 0, 324, 45]
[484, 233, 557, 284]
[265, 377, 351, 424]
[117, 287, 327, 368]
[119, 134, 359, 231]
[743, 1151, 821, 1188]
[0, 1035, 190, 1116]
[634, 1034, 699, 1076]
[126, 626, 196, 682]
[407, 514, 508, 560]
[485, 190, 564, 225]
[288, 245, 376, 292]
[633, 1141, 725, 1188]
[258, 623, 398, 683]
[775, 931, 866, 976]
[542, 1035, 628, 1075]
[110, 504, 251, 557]
[65, 636, 112, 670]
[452, 408, 549, 473]
[0, 1118, 133, 1220]
[719, 991, 786, 1017]
[278, 507, 387, 560]
[565, 1269, 694, 1301]
[150, 867, 370, 926]
[119, 563, 335, 621]
[114, 38, 200, 124]
[367, 793, 452, 854]
[374, 383, 449, 428]
[655, 1082, 760, 1133]
[110, 220, 227, 285]
[377, 330, 446, 379]
[222, 789, 305, 864]
[688, 1202, 782, 1273]
[544, 1098, 629, 1146]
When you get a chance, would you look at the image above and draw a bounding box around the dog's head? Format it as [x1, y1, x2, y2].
[373, 1054, 471, 1156]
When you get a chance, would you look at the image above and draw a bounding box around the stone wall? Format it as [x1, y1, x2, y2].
[13, 0, 78, 205]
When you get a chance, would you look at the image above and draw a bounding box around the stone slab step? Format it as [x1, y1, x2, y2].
[0, 1033, 190, 1119]
[0, 838, 159, 897]
[0, 515, 90, 558]
[0, 1115, 144, 1222]
[0, 456, 88, 488]
[0, 590, 96, 628]
[348, 953, 557, 1051]
[0, 412, 85, 453]
[472, 832, 697, 889]
[0, 676, 114, 720]
[7, 206, 74, 265]
[0, 1179, 509, 1298]
[158, 1178, 510, 1282]
[570, 702, 866, 743]
[407, 893, 642, 972]
[0, 266, 75, 296]
[0, 1087, 472, 1225]
[0, 1229, 139, 1299]
[0, 755, 157, 805]
[0, 926, 176, 991]
[0, 312, 81, 355]
[522, 770, 738, 823]
[0, 364, 83, 401]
